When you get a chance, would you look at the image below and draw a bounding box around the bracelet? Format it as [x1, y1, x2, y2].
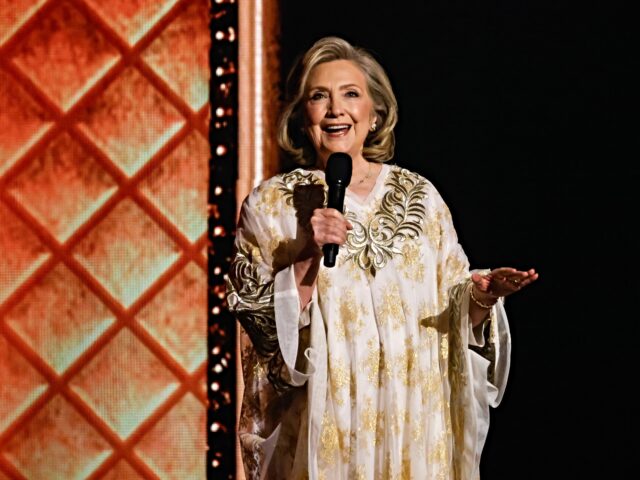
[470, 287, 498, 309]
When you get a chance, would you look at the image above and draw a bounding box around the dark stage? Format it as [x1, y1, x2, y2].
[279, 1, 636, 478]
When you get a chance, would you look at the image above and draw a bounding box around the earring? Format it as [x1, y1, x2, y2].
[370, 121, 377, 132]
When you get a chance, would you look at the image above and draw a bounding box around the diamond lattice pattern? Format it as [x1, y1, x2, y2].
[0, 1, 210, 478]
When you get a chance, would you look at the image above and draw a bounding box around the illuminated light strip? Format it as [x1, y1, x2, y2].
[208, 0, 237, 478]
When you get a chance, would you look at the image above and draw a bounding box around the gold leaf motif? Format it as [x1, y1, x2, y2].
[344, 167, 428, 276]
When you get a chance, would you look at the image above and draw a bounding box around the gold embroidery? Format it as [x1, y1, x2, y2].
[421, 364, 440, 399]
[440, 334, 449, 360]
[424, 325, 438, 345]
[411, 412, 425, 443]
[374, 413, 385, 447]
[424, 205, 443, 249]
[252, 361, 266, 382]
[469, 312, 497, 385]
[401, 455, 412, 480]
[383, 451, 392, 479]
[254, 182, 282, 215]
[437, 252, 468, 305]
[396, 350, 409, 386]
[344, 167, 428, 276]
[379, 344, 393, 386]
[329, 358, 350, 406]
[389, 408, 407, 436]
[428, 433, 451, 474]
[377, 284, 403, 328]
[400, 241, 425, 281]
[339, 427, 351, 463]
[353, 465, 367, 480]
[227, 240, 292, 391]
[359, 397, 378, 434]
[365, 338, 381, 383]
[334, 291, 366, 340]
[319, 412, 339, 466]
[405, 337, 419, 387]
[264, 226, 285, 267]
[447, 280, 471, 479]
[317, 268, 332, 298]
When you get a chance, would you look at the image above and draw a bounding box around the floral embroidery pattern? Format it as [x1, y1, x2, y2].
[345, 167, 428, 276]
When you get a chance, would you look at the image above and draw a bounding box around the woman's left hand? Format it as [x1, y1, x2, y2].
[471, 267, 539, 299]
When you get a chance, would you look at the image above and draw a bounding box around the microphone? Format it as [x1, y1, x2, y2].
[323, 152, 352, 267]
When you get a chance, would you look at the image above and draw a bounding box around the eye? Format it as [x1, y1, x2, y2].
[345, 90, 360, 98]
[309, 91, 327, 101]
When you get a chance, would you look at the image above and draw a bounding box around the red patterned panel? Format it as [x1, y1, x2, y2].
[3, 395, 113, 479]
[6, 132, 118, 242]
[0, 69, 52, 175]
[141, 0, 211, 111]
[11, 1, 121, 111]
[76, 67, 186, 177]
[0, 0, 210, 478]
[4, 264, 116, 374]
[0, 204, 50, 304]
[0, 0, 47, 45]
[0, 335, 47, 433]
[83, 0, 181, 46]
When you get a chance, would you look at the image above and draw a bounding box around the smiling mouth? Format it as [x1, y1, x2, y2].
[322, 124, 351, 135]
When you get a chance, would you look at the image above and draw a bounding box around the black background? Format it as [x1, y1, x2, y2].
[279, 1, 636, 478]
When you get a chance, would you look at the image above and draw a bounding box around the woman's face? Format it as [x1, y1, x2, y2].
[303, 59, 375, 166]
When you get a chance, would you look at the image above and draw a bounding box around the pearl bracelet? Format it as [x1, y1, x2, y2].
[470, 287, 498, 309]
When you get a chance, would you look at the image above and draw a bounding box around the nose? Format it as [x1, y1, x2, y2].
[326, 95, 344, 117]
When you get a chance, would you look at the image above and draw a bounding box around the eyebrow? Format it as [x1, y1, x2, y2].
[307, 83, 364, 92]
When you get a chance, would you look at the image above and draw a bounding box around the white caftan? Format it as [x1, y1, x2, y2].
[226, 164, 511, 480]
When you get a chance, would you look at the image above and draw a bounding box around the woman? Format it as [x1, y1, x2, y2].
[227, 36, 538, 479]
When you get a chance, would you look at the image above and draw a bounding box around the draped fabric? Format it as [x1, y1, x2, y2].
[227, 164, 511, 479]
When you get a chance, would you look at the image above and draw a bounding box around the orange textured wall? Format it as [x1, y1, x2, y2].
[0, 1, 210, 478]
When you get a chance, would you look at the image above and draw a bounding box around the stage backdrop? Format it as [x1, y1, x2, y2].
[0, 0, 210, 478]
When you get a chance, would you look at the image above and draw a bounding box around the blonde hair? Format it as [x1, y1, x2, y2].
[278, 36, 398, 166]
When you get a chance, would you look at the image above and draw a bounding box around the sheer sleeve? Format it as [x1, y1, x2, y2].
[426, 182, 512, 478]
[226, 190, 307, 392]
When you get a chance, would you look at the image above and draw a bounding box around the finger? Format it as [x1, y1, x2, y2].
[323, 208, 348, 220]
[518, 272, 539, 287]
[472, 273, 493, 293]
[310, 217, 349, 234]
[504, 271, 539, 292]
[314, 224, 349, 245]
[491, 267, 517, 277]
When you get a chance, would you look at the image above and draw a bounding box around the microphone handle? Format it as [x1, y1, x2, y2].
[323, 183, 347, 268]
[323, 243, 339, 267]
[326, 182, 347, 211]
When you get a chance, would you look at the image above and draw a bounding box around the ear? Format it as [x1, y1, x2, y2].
[370, 115, 378, 132]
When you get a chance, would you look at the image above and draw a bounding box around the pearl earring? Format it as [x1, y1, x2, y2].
[370, 121, 377, 132]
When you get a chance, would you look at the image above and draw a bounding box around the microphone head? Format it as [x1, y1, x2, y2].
[325, 152, 352, 186]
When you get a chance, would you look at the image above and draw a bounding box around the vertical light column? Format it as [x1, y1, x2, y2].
[238, 0, 281, 214]
[235, 1, 280, 478]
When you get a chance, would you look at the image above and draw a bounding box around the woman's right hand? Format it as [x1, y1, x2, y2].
[309, 208, 353, 251]
[293, 208, 351, 309]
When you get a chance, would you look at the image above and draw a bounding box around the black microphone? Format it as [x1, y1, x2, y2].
[323, 152, 352, 267]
